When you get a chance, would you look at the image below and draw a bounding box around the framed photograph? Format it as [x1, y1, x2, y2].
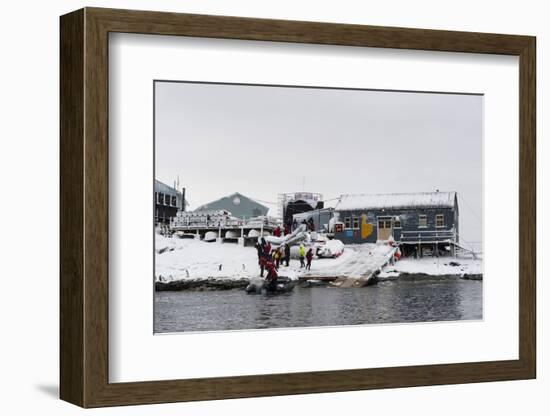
[60, 7, 536, 408]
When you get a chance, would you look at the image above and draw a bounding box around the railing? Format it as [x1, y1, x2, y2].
[170, 215, 281, 230]
[398, 229, 456, 243]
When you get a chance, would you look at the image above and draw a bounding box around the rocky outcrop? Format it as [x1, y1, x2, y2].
[155, 278, 250, 291]
[155, 272, 483, 291]
[379, 272, 483, 281]
[461, 274, 483, 281]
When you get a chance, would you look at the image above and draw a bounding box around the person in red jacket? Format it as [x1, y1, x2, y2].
[273, 226, 282, 237]
[264, 241, 272, 259]
[255, 241, 265, 277]
[306, 248, 313, 270]
[265, 260, 279, 292]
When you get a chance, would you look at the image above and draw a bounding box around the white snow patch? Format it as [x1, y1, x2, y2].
[379, 254, 483, 277]
[155, 235, 259, 282]
[317, 239, 345, 258]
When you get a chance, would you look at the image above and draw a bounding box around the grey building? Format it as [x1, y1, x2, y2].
[155, 180, 185, 225]
[195, 192, 269, 219]
[278, 192, 323, 227]
[333, 191, 459, 255]
[293, 207, 335, 233]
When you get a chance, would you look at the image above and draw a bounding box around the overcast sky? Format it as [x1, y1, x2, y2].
[155, 81, 483, 245]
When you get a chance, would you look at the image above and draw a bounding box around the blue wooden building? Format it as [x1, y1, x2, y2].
[333, 191, 459, 256]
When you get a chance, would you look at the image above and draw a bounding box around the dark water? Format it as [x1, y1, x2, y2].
[154, 277, 482, 333]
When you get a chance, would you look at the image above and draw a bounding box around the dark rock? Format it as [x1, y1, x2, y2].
[155, 278, 250, 292]
[461, 274, 483, 281]
[397, 273, 462, 281]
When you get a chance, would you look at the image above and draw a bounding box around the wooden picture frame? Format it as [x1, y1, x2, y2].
[60, 7, 536, 408]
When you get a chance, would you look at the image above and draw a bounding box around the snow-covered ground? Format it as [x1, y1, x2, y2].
[378, 254, 483, 278]
[156, 235, 395, 282]
[155, 234, 482, 282]
[155, 235, 260, 282]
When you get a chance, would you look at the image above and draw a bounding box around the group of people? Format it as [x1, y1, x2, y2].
[298, 244, 314, 270]
[272, 217, 316, 238]
[254, 238, 279, 290]
[273, 224, 292, 237]
[255, 237, 314, 278]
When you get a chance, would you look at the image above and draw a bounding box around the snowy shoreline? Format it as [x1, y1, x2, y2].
[377, 255, 483, 281]
[155, 273, 482, 291]
[155, 235, 482, 291]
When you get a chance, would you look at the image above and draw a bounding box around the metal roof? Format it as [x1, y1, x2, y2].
[154, 180, 182, 196]
[195, 192, 269, 218]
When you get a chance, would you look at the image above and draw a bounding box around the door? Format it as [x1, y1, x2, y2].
[377, 217, 393, 241]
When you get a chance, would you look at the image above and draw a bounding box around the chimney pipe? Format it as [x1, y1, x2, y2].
[181, 187, 186, 212]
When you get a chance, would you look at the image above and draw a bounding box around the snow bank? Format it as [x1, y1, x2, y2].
[155, 235, 259, 282]
[317, 239, 345, 258]
[379, 254, 483, 278]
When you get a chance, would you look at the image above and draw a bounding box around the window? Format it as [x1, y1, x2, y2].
[418, 214, 427, 228]
[378, 218, 392, 229]
[352, 217, 359, 229]
[155, 192, 160, 204]
[159, 193, 165, 205]
[394, 218, 402, 228]
[344, 217, 351, 229]
[436, 214, 444, 228]
[171, 195, 177, 207]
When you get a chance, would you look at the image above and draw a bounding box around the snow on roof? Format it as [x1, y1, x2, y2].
[336, 192, 456, 211]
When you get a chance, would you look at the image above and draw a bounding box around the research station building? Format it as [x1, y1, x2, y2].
[333, 191, 459, 255]
[155, 180, 185, 225]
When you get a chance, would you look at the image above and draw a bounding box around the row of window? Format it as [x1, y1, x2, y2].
[155, 192, 177, 207]
[343, 214, 445, 230]
[344, 217, 359, 230]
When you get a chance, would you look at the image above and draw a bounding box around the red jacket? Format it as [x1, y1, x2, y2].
[266, 262, 278, 280]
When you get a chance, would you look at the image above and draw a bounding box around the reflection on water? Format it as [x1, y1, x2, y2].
[154, 278, 482, 333]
